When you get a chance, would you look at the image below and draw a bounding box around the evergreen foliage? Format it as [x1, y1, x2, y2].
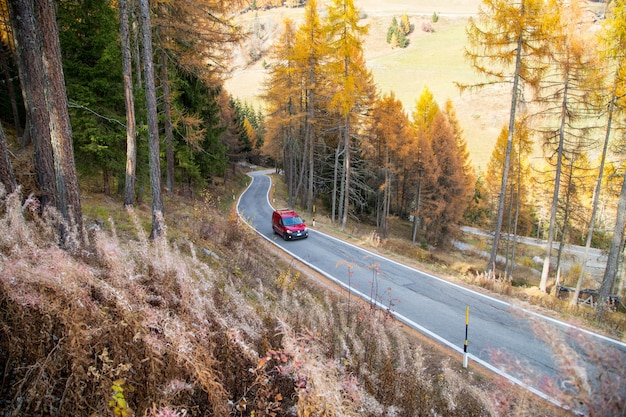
[386, 15, 410, 48]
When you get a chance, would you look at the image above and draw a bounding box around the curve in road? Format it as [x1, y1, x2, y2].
[237, 169, 626, 410]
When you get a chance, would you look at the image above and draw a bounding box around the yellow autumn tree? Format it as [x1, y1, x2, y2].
[263, 18, 304, 206]
[290, 0, 327, 212]
[368, 92, 413, 238]
[596, 0, 626, 317]
[324, 0, 372, 228]
[463, 0, 560, 276]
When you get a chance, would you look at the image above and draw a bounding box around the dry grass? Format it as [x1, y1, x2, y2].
[0, 175, 576, 416]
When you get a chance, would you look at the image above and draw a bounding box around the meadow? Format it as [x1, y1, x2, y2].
[226, 1, 510, 171]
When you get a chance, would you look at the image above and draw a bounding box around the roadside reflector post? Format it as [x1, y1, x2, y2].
[463, 306, 469, 369]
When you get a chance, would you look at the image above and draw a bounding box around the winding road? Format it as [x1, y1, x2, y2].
[237, 169, 626, 409]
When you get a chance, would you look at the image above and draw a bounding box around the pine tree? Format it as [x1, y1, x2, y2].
[263, 18, 304, 206]
[9, 0, 84, 247]
[400, 14, 411, 35]
[427, 111, 471, 246]
[410, 87, 441, 244]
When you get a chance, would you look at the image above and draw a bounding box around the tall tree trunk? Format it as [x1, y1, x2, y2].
[341, 114, 350, 229]
[412, 167, 423, 244]
[332, 143, 341, 223]
[554, 155, 575, 292]
[10, 0, 84, 246]
[120, 0, 137, 207]
[38, 0, 83, 242]
[572, 73, 618, 305]
[307, 110, 314, 213]
[9, 0, 57, 210]
[539, 80, 569, 292]
[0, 43, 23, 139]
[597, 172, 626, 319]
[0, 121, 17, 194]
[139, 0, 164, 238]
[597, 174, 626, 320]
[487, 28, 523, 276]
[132, 0, 142, 89]
[161, 49, 175, 196]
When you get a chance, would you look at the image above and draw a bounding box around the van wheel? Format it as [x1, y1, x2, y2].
[282, 234, 288, 241]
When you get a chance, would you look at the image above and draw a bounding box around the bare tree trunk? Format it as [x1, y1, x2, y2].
[10, 0, 84, 246]
[161, 48, 175, 196]
[0, 121, 17, 194]
[9, 0, 57, 209]
[139, 0, 164, 238]
[341, 114, 350, 229]
[120, 0, 137, 207]
[572, 75, 617, 305]
[597, 172, 626, 319]
[412, 167, 423, 244]
[132, 0, 142, 89]
[38, 0, 83, 241]
[488, 29, 523, 276]
[539, 80, 568, 292]
[0, 43, 23, 139]
[332, 143, 341, 223]
[381, 145, 390, 238]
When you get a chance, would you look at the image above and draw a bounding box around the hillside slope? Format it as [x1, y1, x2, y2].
[0, 179, 569, 416]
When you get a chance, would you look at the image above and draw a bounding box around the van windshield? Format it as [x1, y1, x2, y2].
[283, 216, 303, 226]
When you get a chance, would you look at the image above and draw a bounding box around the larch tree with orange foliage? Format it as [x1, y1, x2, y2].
[536, 0, 604, 293]
[152, 0, 243, 196]
[368, 92, 413, 238]
[596, 0, 626, 318]
[291, 0, 327, 213]
[464, 0, 559, 277]
[324, 0, 372, 229]
[263, 19, 304, 207]
[410, 87, 440, 244]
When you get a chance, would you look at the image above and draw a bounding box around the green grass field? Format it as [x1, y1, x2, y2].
[366, 17, 508, 171]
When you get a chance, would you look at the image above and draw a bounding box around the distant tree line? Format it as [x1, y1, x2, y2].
[386, 14, 411, 48]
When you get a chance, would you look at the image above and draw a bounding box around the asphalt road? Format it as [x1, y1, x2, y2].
[237, 169, 626, 408]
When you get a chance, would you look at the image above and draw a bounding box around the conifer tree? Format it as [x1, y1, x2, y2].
[9, 0, 84, 247]
[536, 0, 602, 292]
[291, 0, 326, 212]
[596, 0, 626, 316]
[463, 0, 559, 276]
[400, 14, 411, 35]
[369, 92, 412, 237]
[263, 19, 303, 206]
[427, 111, 472, 246]
[324, 0, 371, 228]
[410, 87, 440, 243]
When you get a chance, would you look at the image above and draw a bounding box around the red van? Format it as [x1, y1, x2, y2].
[272, 209, 308, 240]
